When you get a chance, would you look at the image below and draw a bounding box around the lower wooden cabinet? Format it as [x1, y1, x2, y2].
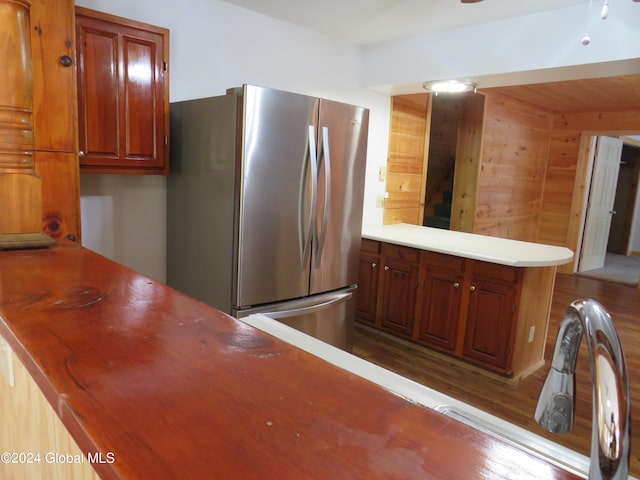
[358, 240, 522, 375]
[417, 266, 464, 353]
[378, 249, 419, 338]
[355, 239, 380, 325]
[463, 276, 518, 370]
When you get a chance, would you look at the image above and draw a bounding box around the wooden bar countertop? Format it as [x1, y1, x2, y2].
[0, 243, 581, 479]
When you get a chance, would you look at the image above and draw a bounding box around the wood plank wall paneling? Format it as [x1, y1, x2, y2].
[384, 94, 430, 225]
[539, 110, 640, 273]
[473, 92, 552, 241]
[385, 79, 640, 273]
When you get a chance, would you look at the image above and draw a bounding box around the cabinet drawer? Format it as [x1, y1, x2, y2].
[421, 250, 465, 273]
[382, 243, 419, 263]
[361, 238, 381, 255]
[472, 261, 518, 283]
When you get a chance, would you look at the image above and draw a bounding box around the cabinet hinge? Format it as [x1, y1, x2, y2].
[164, 135, 168, 146]
[163, 60, 168, 72]
[512, 304, 516, 313]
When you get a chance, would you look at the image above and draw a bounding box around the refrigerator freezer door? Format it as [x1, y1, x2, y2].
[235, 86, 319, 308]
[311, 100, 369, 294]
[233, 287, 357, 351]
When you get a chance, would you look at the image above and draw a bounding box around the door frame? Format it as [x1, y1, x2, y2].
[578, 136, 624, 272]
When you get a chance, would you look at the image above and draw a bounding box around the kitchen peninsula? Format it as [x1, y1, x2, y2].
[0, 242, 582, 479]
[360, 224, 574, 379]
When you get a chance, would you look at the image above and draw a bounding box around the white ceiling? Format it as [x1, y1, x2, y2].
[221, 0, 590, 45]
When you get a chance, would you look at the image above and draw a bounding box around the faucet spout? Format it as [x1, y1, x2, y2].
[535, 299, 630, 480]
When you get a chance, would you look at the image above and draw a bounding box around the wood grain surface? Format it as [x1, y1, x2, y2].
[0, 243, 581, 479]
[354, 272, 639, 478]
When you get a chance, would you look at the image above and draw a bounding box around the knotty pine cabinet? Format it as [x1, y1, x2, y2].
[358, 240, 522, 375]
[31, 0, 81, 243]
[75, 7, 169, 175]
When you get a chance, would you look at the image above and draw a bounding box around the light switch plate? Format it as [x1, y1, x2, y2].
[0, 336, 15, 387]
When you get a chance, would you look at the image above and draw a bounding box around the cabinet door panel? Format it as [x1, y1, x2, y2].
[355, 253, 379, 325]
[417, 271, 463, 352]
[78, 25, 119, 158]
[379, 261, 418, 337]
[123, 35, 160, 160]
[463, 279, 515, 371]
[35, 152, 80, 243]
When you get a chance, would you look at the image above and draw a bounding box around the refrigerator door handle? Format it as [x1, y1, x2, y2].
[299, 125, 318, 267]
[314, 126, 332, 267]
[258, 292, 352, 319]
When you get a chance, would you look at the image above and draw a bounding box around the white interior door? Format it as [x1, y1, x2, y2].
[579, 136, 624, 272]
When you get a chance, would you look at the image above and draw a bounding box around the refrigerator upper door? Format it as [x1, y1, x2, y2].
[235, 85, 319, 308]
[310, 100, 369, 294]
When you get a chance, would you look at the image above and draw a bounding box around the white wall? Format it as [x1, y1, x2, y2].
[76, 0, 390, 282]
[80, 174, 167, 280]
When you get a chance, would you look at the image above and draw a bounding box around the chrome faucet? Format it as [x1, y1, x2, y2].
[535, 299, 630, 480]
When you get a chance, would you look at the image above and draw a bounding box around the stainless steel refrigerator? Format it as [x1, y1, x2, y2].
[167, 85, 369, 351]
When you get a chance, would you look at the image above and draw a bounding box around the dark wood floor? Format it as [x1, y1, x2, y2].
[352, 273, 640, 478]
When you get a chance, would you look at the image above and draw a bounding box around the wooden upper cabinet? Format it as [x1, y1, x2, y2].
[75, 7, 169, 174]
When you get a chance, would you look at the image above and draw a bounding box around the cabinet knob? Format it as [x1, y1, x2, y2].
[470, 285, 476, 292]
[453, 282, 460, 288]
[371, 262, 377, 268]
[59, 55, 73, 67]
[78, 151, 85, 157]
[384, 265, 390, 271]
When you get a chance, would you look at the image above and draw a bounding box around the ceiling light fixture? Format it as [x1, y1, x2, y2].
[582, 0, 594, 46]
[422, 80, 477, 95]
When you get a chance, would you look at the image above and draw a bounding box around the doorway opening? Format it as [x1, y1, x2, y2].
[422, 94, 462, 229]
[577, 135, 640, 286]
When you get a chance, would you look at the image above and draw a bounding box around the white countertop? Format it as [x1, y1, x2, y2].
[362, 223, 574, 267]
